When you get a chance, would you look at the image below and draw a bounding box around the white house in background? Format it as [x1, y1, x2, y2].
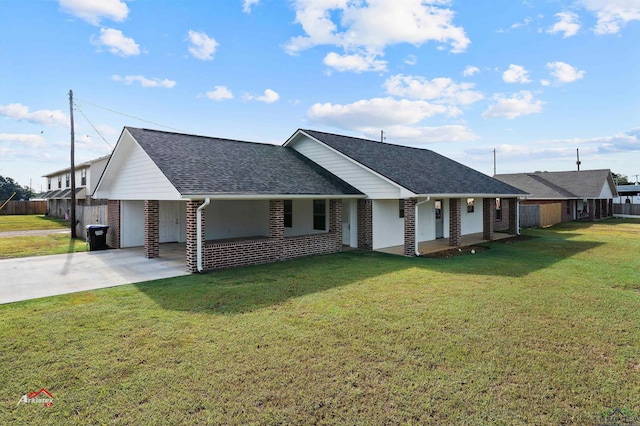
[42, 155, 109, 218]
[93, 127, 527, 272]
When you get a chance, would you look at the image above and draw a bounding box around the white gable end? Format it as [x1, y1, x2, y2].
[599, 180, 614, 199]
[94, 130, 181, 200]
[290, 135, 403, 199]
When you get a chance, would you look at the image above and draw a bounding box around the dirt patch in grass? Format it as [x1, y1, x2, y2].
[421, 235, 537, 259]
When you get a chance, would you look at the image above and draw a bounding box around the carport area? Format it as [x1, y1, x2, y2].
[0, 243, 188, 304]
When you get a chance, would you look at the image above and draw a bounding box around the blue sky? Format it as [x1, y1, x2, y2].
[1, 0, 639, 191]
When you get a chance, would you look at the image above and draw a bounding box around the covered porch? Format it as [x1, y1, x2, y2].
[376, 231, 516, 256]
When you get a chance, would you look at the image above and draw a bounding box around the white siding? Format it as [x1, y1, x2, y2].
[285, 199, 328, 237]
[373, 200, 404, 249]
[121, 200, 144, 247]
[291, 136, 402, 199]
[94, 131, 180, 200]
[599, 181, 614, 199]
[461, 197, 484, 235]
[204, 200, 269, 240]
[87, 157, 109, 195]
[417, 199, 436, 242]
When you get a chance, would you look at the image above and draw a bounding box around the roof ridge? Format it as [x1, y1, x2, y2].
[527, 173, 578, 197]
[126, 126, 273, 148]
[301, 128, 436, 153]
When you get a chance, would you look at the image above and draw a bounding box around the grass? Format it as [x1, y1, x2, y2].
[1, 219, 639, 424]
[0, 215, 86, 258]
[0, 214, 70, 232]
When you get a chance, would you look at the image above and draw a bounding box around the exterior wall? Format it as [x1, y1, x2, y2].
[203, 200, 269, 240]
[290, 136, 401, 199]
[508, 198, 518, 235]
[461, 197, 484, 236]
[106, 200, 120, 249]
[357, 199, 373, 250]
[372, 199, 404, 249]
[284, 199, 329, 237]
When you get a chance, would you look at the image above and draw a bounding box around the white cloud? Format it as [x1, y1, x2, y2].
[187, 30, 218, 61]
[0, 103, 68, 126]
[363, 124, 479, 143]
[246, 89, 280, 103]
[285, 0, 469, 71]
[547, 12, 581, 37]
[243, 0, 260, 13]
[498, 16, 533, 32]
[384, 74, 484, 105]
[483, 90, 544, 119]
[502, 64, 531, 84]
[205, 86, 234, 101]
[540, 79, 551, 86]
[462, 65, 479, 77]
[577, 0, 640, 34]
[546, 61, 585, 83]
[404, 54, 417, 65]
[58, 0, 129, 25]
[112, 75, 176, 88]
[323, 51, 387, 72]
[92, 28, 140, 56]
[0, 133, 45, 146]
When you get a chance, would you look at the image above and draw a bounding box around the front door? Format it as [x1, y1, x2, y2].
[435, 200, 444, 239]
[342, 199, 351, 246]
[160, 201, 179, 243]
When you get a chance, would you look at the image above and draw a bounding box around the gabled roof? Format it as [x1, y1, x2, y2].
[125, 127, 363, 197]
[296, 129, 528, 196]
[494, 170, 617, 199]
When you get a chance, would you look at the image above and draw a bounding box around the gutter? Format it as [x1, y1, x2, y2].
[196, 198, 211, 273]
[414, 197, 431, 256]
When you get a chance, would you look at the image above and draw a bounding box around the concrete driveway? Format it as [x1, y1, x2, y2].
[0, 244, 189, 304]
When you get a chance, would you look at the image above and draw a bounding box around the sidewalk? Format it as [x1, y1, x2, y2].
[0, 245, 189, 304]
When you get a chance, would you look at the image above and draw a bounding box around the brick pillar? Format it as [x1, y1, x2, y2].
[483, 198, 495, 241]
[588, 199, 595, 221]
[449, 198, 461, 246]
[357, 199, 373, 250]
[404, 198, 417, 256]
[329, 199, 342, 250]
[508, 198, 518, 235]
[608, 199, 613, 217]
[185, 200, 201, 273]
[106, 200, 120, 249]
[269, 200, 284, 260]
[144, 200, 159, 258]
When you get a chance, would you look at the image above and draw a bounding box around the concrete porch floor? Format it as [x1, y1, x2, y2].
[375, 232, 515, 256]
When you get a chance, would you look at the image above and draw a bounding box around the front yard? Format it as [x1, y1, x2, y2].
[0, 215, 87, 258]
[1, 219, 639, 424]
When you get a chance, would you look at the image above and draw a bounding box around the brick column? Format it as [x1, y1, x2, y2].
[508, 198, 518, 235]
[106, 200, 120, 249]
[357, 199, 373, 250]
[449, 198, 461, 246]
[144, 200, 159, 258]
[403, 198, 417, 256]
[588, 199, 595, 221]
[329, 199, 342, 250]
[269, 200, 284, 260]
[483, 198, 495, 241]
[185, 200, 201, 273]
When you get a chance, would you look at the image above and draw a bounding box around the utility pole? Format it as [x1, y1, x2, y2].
[493, 149, 496, 175]
[380, 130, 385, 143]
[69, 90, 77, 238]
[576, 148, 581, 171]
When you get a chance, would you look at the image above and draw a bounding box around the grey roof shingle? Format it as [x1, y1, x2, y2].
[300, 129, 528, 196]
[126, 127, 363, 196]
[494, 170, 616, 199]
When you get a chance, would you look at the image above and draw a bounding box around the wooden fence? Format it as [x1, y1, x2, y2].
[539, 203, 562, 227]
[613, 203, 640, 216]
[519, 205, 539, 228]
[75, 204, 108, 239]
[0, 200, 47, 215]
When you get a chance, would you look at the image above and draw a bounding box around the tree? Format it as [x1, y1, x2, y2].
[0, 175, 35, 200]
[612, 173, 629, 185]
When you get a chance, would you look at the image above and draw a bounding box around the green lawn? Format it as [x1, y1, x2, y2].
[1, 219, 639, 424]
[0, 215, 86, 258]
[0, 214, 69, 232]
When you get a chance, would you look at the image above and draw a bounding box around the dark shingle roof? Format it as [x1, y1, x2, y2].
[494, 170, 616, 199]
[300, 129, 528, 196]
[126, 127, 363, 196]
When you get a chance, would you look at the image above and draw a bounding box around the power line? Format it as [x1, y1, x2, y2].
[74, 103, 113, 149]
[76, 98, 185, 133]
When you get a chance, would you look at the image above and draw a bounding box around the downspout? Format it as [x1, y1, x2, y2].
[516, 197, 522, 235]
[197, 198, 210, 273]
[414, 197, 431, 256]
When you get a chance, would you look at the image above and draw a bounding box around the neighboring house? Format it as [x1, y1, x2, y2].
[494, 170, 617, 228]
[93, 127, 527, 272]
[41, 155, 110, 218]
[614, 184, 640, 216]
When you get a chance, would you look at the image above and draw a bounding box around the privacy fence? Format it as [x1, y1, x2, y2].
[519, 203, 562, 228]
[0, 200, 47, 215]
[613, 203, 640, 216]
[75, 204, 109, 240]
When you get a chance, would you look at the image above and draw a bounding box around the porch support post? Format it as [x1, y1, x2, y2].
[483, 198, 495, 241]
[508, 198, 518, 235]
[588, 199, 595, 221]
[269, 200, 284, 260]
[403, 198, 417, 256]
[185, 200, 201, 273]
[449, 198, 461, 246]
[329, 199, 342, 250]
[144, 200, 159, 258]
[357, 199, 373, 250]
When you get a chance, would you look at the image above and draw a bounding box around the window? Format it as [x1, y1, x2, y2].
[81, 168, 87, 186]
[399, 199, 405, 218]
[495, 198, 502, 221]
[57, 176, 62, 189]
[313, 200, 326, 230]
[467, 198, 475, 213]
[284, 200, 292, 228]
[47, 178, 51, 190]
[65, 173, 70, 188]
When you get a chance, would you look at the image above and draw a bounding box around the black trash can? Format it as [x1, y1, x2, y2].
[86, 225, 109, 251]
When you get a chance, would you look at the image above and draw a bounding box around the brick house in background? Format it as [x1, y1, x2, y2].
[93, 127, 527, 272]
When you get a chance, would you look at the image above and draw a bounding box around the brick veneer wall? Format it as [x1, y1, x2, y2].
[195, 199, 343, 271]
[403, 198, 417, 256]
[508, 198, 518, 235]
[144, 200, 159, 258]
[482, 198, 495, 241]
[106, 200, 120, 249]
[185, 201, 200, 273]
[357, 199, 373, 250]
[449, 198, 461, 246]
